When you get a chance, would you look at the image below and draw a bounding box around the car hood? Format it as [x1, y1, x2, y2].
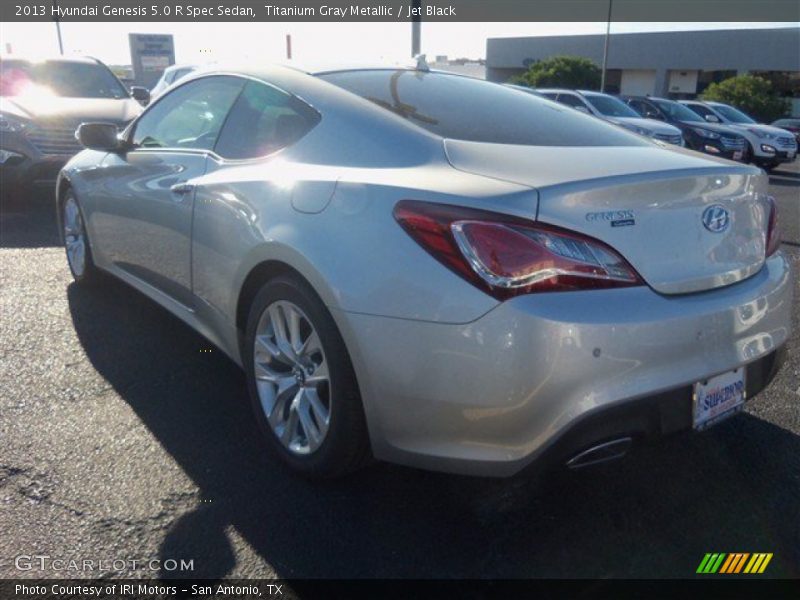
[726, 123, 798, 139]
[0, 95, 141, 125]
[677, 120, 741, 136]
[607, 116, 681, 135]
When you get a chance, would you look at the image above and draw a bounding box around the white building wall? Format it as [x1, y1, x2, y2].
[668, 70, 699, 94]
[620, 69, 656, 96]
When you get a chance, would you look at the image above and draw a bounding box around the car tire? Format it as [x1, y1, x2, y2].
[243, 275, 371, 478]
[61, 190, 100, 285]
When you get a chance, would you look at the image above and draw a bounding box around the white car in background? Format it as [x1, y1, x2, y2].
[538, 89, 684, 146]
[680, 100, 798, 171]
[149, 64, 197, 98]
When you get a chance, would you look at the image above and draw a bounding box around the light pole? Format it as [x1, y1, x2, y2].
[600, 0, 612, 92]
[53, 0, 64, 55]
[411, 0, 421, 56]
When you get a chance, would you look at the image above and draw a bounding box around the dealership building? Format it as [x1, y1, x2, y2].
[486, 27, 800, 115]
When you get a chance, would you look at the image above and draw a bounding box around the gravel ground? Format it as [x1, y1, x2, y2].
[0, 166, 798, 580]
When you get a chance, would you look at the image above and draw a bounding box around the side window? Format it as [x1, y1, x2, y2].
[132, 76, 244, 150]
[556, 94, 586, 109]
[172, 68, 193, 83]
[633, 100, 658, 118]
[685, 103, 713, 118]
[646, 102, 665, 119]
[627, 99, 644, 114]
[214, 80, 321, 159]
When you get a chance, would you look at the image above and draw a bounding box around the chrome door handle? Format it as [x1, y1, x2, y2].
[170, 182, 195, 195]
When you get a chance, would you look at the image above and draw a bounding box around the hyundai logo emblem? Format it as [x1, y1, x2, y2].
[702, 205, 730, 233]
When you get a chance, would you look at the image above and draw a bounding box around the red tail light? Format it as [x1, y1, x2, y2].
[765, 195, 781, 258]
[393, 200, 643, 299]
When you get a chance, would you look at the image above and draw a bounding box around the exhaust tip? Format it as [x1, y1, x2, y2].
[566, 437, 632, 470]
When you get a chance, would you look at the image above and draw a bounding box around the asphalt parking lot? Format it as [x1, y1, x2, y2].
[1, 162, 798, 580]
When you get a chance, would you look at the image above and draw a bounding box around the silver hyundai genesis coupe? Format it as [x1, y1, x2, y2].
[57, 62, 792, 478]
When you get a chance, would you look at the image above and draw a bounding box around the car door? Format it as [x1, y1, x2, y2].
[191, 79, 322, 324]
[95, 76, 245, 307]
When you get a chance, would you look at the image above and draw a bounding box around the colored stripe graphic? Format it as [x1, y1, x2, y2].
[759, 553, 773, 573]
[697, 553, 713, 573]
[700, 552, 774, 574]
[733, 553, 749, 573]
[719, 554, 735, 573]
[698, 553, 727, 573]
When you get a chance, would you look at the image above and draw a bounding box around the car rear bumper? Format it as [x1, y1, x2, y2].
[334, 251, 793, 476]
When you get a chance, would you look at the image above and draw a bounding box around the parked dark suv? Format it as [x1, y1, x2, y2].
[623, 96, 748, 162]
[0, 56, 147, 200]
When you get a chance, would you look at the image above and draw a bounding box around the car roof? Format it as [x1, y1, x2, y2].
[187, 60, 482, 87]
[281, 59, 422, 75]
[0, 55, 101, 65]
[630, 96, 672, 103]
[535, 88, 578, 95]
[165, 63, 197, 72]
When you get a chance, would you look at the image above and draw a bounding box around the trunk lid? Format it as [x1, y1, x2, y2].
[444, 141, 770, 295]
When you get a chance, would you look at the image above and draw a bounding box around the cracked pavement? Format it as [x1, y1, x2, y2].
[0, 164, 798, 579]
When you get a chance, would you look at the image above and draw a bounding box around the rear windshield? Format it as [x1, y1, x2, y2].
[318, 70, 649, 147]
[0, 60, 128, 99]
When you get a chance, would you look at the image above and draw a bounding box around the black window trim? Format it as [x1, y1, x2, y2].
[122, 72, 322, 164]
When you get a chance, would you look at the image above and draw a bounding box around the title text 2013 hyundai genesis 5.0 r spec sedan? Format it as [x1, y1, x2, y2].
[58, 63, 792, 478]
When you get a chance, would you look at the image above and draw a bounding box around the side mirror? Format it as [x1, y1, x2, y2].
[704, 114, 720, 123]
[130, 86, 150, 105]
[574, 105, 591, 114]
[76, 122, 122, 151]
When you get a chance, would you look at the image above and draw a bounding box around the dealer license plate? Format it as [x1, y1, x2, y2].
[693, 368, 746, 430]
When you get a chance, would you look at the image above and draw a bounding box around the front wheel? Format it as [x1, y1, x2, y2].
[62, 191, 99, 284]
[244, 275, 371, 478]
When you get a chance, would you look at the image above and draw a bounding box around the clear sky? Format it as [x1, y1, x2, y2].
[1, 22, 792, 65]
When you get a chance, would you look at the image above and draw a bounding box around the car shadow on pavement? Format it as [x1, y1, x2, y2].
[0, 192, 61, 248]
[66, 274, 800, 580]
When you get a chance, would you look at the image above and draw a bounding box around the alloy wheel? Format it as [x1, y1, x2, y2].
[63, 196, 86, 278]
[253, 300, 331, 455]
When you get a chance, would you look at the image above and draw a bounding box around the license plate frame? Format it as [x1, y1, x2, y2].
[693, 368, 746, 431]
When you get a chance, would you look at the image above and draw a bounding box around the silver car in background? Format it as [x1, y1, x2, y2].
[58, 63, 792, 478]
[537, 88, 685, 145]
[149, 63, 198, 99]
